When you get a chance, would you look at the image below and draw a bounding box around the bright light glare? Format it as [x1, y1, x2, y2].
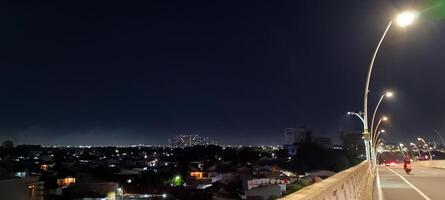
[382, 116, 388, 121]
[380, 129, 386, 133]
[396, 11, 417, 27]
[385, 91, 394, 98]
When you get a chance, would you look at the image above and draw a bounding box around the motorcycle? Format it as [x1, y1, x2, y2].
[404, 163, 412, 174]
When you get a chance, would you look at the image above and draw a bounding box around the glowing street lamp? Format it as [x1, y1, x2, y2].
[372, 130, 385, 165]
[370, 91, 394, 144]
[371, 116, 388, 167]
[362, 11, 417, 163]
[346, 111, 369, 160]
[396, 11, 418, 27]
[373, 129, 386, 149]
[385, 91, 394, 97]
[347, 112, 365, 125]
[374, 116, 388, 139]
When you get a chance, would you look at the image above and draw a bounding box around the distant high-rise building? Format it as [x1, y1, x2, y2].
[283, 128, 309, 145]
[283, 128, 311, 155]
[314, 137, 332, 148]
[340, 131, 365, 155]
[168, 134, 217, 148]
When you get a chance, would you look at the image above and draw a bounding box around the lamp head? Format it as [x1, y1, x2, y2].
[396, 11, 418, 27]
[385, 91, 394, 98]
[382, 116, 388, 121]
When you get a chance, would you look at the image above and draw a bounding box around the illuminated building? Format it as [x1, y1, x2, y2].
[40, 165, 49, 171]
[57, 177, 76, 186]
[190, 171, 204, 180]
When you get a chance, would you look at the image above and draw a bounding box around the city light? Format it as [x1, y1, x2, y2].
[171, 175, 183, 186]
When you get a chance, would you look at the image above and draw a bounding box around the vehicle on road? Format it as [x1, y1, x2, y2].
[384, 160, 398, 168]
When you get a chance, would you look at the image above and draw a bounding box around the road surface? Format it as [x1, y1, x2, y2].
[375, 165, 445, 200]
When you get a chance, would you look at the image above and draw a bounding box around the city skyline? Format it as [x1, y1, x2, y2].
[1, 1, 445, 145]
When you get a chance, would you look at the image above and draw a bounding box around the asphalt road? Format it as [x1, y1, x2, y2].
[375, 165, 445, 200]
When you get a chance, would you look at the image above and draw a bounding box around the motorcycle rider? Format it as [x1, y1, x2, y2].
[403, 155, 412, 173]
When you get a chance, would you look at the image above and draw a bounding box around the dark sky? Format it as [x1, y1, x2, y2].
[0, 0, 445, 145]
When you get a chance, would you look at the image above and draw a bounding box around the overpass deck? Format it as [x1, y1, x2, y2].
[375, 166, 445, 200]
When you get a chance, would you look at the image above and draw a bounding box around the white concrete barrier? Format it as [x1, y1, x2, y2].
[412, 160, 445, 169]
[279, 161, 373, 200]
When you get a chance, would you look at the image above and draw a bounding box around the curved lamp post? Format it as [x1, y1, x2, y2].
[372, 116, 388, 145]
[418, 137, 432, 160]
[347, 112, 368, 159]
[362, 11, 418, 161]
[372, 128, 387, 167]
[373, 129, 386, 149]
[410, 142, 422, 158]
[370, 91, 393, 142]
[370, 116, 388, 167]
[399, 143, 407, 157]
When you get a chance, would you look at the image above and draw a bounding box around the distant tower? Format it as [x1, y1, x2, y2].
[283, 128, 308, 145]
[283, 127, 309, 156]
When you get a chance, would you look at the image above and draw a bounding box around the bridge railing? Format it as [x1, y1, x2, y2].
[279, 161, 373, 200]
[412, 160, 445, 169]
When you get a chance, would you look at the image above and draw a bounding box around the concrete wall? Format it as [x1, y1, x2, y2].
[279, 161, 372, 200]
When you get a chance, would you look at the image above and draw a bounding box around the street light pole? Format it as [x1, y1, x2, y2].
[399, 146, 406, 157]
[370, 92, 393, 143]
[372, 117, 388, 146]
[363, 11, 418, 163]
[369, 92, 392, 168]
[399, 143, 407, 157]
[373, 129, 385, 149]
[363, 21, 392, 162]
[372, 127, 386, 167]
[410, 142, 422, 159]
[347, 112, 368, 159]
[418, 137, 433, 160]
[347, 112, 365, 125]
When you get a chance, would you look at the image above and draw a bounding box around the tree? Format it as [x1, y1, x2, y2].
[291, 143, 353, 173]
[2, 140, 13, 148]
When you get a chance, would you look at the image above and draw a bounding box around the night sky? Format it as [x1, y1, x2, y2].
[1, 1, 445, 145]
